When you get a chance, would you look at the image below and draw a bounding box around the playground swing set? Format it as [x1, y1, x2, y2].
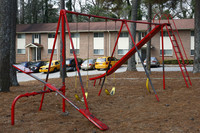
[11, 9, 192, 131]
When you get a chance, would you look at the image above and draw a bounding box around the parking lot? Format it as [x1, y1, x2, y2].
[17, 65, 193, 82]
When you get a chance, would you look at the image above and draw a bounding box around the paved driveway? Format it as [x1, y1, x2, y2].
[17, 65, 193, 82]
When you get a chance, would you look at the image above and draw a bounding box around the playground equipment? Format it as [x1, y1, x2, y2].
[90, 14, 192, 93]
[12, 10, 109, 130]
[11, 9, 192, 130]
[90, 21, 165, 101]
[153, 14, 192, 89]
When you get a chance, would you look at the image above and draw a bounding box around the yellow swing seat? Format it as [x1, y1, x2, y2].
[75, 92, 88, 102]
[146, 78, 151, 93]
[105, 87, 115, 95]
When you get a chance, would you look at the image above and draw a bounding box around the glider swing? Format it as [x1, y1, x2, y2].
[12, 10, 109, 131]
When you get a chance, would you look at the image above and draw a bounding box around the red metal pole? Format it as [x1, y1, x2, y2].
[11, 90, 52, 125]
[98, 21, 125, 96]
[39, 14, 62, 111]
[161, 26, 165, 90]
[89, 24, 164, 80]
[65, 10, 166, 26]
[63, 10, 89, 110]
[61, 13, 66, 112]
[93, 79, 96, 86]
[124, 21, 159, 102]
[168, 14, 189, 64]
[99, 78, 102, 85]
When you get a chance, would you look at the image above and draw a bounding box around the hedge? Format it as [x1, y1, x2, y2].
[163, 60, 193, 64]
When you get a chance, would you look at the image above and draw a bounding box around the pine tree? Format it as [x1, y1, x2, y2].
[0, 0, 12, 91]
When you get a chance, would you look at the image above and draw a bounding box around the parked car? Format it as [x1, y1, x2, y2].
[28, 61, 46, 72]
[16, 61, 33, 72]
[95, 56, 118, 70]
[144, 57, 160, 67]
[19, 61, 33, 68]
[66, 58, 83, 71]
[39, 60, 60, 73]
[81, 59, 96, 70]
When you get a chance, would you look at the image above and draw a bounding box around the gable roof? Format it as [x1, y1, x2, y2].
[25, 43, 43, 48]
[16, 19, 194, 33]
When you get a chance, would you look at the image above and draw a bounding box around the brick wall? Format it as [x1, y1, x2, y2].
[16, 29, 193, 63]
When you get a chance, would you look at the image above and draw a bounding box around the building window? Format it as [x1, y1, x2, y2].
[17, 34, 26, 54]
[94, 49, 104, 55]
[160, 49, 173, 56]
[191, 50, 194, 56]
[160, 32, 173, 56]
[70, 49, 79, 54]
[120, 32, 128, 37]
[160, 31, 169, 37]
[191, 31, 194, 36]
[33, 33, 40, 43]
[48, 49, 57, 54]
[141, 32, 147, 38]
[94, 32, 104, 37]
[93, 32, 104, 55]
[70, 33, 80, 54]
[191, 30, 194, 56]
[118, 49, 128, 55]
[48, 33, 55, 38]
[48, 33, 57, 54]
[17, 34, 25, 38]
[17, 49, 26, 54]
[34, 34, 39, 38]
[118, 32, 129, 55]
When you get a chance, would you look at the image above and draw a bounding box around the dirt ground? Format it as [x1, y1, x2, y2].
[1, 71, 200, 133]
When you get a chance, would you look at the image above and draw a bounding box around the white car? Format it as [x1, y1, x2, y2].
[144, 57, 160, 67]
[81, 59, 96, 70]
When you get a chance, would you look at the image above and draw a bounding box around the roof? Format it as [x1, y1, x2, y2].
[16, 19, 194, 33]
[25, 43, 43, 48]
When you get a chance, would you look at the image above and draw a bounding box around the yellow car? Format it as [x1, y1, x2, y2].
[39, 60, 60, 73]
[95, 56, 118, 70]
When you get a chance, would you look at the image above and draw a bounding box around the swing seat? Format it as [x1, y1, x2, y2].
[146, 78, 151, 94]
[110, 87, 115, 95]
[105, 89, 110, 95]
[105, 87, 115, 95]
[81, 92, 88, 102]
[75, 92, 88, 102]
[75, 94, 81, 102]
[79, 109, 109, 130]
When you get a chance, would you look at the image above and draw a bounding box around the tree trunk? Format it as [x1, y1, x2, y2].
[32, 0, 38, 23]
[60, 0, 67, 78]
[146, 2, 152, 74]
[66, 0, 73, 22]
[0, 0, 12, 92]
[20, 0, 24, 24]
[127, 0, 138, 71]
[45, 0, 48, 23]
[42, 0, 45, 23]
[27, 0, 32, 23]
[193, 0, 200, 73]
[10, 0, 19, 86]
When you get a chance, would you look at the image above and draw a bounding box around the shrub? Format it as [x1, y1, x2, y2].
[163, 60, 193, 64]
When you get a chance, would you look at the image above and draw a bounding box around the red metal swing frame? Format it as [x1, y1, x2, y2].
[12, 10, 190, 130]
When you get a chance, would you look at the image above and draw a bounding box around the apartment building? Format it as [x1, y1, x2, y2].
[16, 19, 194, 63]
